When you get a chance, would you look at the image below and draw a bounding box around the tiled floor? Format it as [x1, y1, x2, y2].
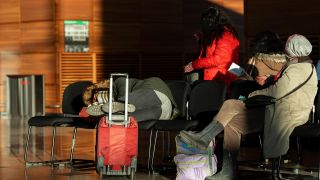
[0, 115, 318, 180]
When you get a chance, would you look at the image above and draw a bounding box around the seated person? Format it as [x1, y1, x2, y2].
[179, 34, 317, 179]
[229, 30, 287, 99]
[83, 77, 179, 122]
[184, 6, 240, 95]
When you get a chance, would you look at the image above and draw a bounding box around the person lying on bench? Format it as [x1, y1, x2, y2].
[82, 77, 179, 122]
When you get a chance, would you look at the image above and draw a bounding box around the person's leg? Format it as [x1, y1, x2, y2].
[206, 101, 265, 179]
[86, 90, 110, 116]
[154, 90, 172, 120]
[222, 104, 265, 151]
[206, 150, 238, 180]
[113, 88, 163, 121]
[101, 88, 160, 114]
[118, 88, 161, 109]
[86, 102, 104, 116]
[180, 99, 245, 150]
[130, 107, 161, 122]
[100, 102, 136, 113]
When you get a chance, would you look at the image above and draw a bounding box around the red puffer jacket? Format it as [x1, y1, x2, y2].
[192, 29, 239, 89]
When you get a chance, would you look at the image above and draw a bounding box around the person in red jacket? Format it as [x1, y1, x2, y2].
[184, 6, 240, 91]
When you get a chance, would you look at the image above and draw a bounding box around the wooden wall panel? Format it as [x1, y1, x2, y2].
[55, 0, 95, 106]
[183, 1, 213, 23]
[0, 0, 20, 24]
[59, 53, 94, 100]
[55, 0, 93, 20]
[20, 0, 54, 21]
[0, 24, 20, 52]
[141, 53, 185, 79]
[92, 22, 104, 52]
[94, 0, 140, 22]
[0, 0, 245, 114]
[140, 24, 183, 53]
[21, 22, 55, 53]
[183, 24, 199, 53]
[245, 0, 320, 61]
[245, 0, 320, 36]
[100, 23, 140, 53]
[140, 0, 182, 23]
[19, 54, 57, 84]
[0, 0, 55, 114]
[56, 21, 66, 52]
[95, 53, 108, 81]
[97, 53, 140, 79]
[93, 0, 244, 82]
[45, 84, 59, 113]
[221, 0, 243, 14]
[0, 54, 21, 76]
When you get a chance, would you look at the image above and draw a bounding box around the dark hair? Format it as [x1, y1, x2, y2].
[200, 6, 237, 46]
[250, 30, 284, 56]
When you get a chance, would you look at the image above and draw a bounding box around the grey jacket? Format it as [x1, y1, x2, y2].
[113, 77, 177, 108]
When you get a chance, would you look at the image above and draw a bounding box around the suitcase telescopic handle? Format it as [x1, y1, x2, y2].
[108, 73, 129, 127]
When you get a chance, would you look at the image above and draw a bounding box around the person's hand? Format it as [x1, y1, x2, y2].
[184, 62, 194, 73]
[255, 75, 268, 85]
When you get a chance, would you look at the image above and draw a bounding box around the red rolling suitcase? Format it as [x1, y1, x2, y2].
[96, 73, 138, 179]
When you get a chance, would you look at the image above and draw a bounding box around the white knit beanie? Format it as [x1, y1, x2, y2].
[285, 34, 312, 58]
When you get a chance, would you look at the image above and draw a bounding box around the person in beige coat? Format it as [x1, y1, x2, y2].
[247, 30, 287, 79]
[230, 30, 286, 99]
[179, 34, 317, 179]
[250, 34, 317, 158]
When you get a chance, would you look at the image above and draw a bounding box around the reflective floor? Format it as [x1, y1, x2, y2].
[0, 115, 318, 180]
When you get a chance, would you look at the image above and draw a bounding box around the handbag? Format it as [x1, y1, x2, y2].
[244, 95, 276, 108]
[175, 135, 208, 155]
[244, 64, 314, 108]
[174, 154, 217, 180]
[174, 135, 217, 180]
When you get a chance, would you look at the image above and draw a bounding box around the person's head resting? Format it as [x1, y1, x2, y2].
[251, 30, 284, 57]
[200, 6, 237, 46]
[285, 34, 312, 62]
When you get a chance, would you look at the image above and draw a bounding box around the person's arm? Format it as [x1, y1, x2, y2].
[248, 64, 304, 99]
[255, 74, 275, 86]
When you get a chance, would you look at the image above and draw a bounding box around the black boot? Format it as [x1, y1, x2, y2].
[205, 150, 238, 180]
[179, 120, 224, 150]
[271, 157, 282, 180]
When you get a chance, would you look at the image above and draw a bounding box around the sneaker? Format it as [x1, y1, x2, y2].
[101, 101, 136, 113]
[86, 103, 104, 116]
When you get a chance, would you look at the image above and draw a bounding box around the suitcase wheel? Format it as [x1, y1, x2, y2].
[129, 157, 137, 179]
[130, 168, 135, 180]
[97, 156, 104, 177]
[99, 167, 103, 178]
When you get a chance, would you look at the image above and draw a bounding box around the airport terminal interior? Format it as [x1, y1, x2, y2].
[0, 0, 319, 179]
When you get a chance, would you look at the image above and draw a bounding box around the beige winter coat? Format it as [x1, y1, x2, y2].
[248, 61, 317, 158]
